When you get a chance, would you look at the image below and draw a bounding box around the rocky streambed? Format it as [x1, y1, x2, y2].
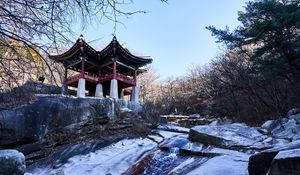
[2, 119, 300, 175]
[15, 116, 300, 174]
[1, 96, 300, 174]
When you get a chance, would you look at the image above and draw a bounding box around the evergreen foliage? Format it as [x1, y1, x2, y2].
[207, 0, 300, 74]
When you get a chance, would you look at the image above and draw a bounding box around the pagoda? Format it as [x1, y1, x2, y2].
[49, 35, 152, 102]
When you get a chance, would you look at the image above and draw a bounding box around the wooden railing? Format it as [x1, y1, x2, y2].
[66, 73, 136, 85]
[83, 74, 98, 83]
[66, 74, 81, 84]
[116, 73, 136, 86]
[98, 74, 113, 82]
[66, 74, 98, 84]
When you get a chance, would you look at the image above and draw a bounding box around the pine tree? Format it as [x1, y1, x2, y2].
[207, 0, 300, 74]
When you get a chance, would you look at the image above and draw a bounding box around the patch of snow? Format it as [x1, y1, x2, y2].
[263, 139, 300, 153]
[120, 107, 132, 112]
[187, 154, 249, 175]
[274, 119, 300, 140]
[169, 157, 195, 173]
[210, 148, 251, 158]
[209, 120, 218, 126]
[148, 135, 164, 143]
[161, 115, 190, 119]
[157, 124, 190, 133]
[156, 130, 187, 139]
[275, 148, 300, 160]
[261, 120, 274, 129]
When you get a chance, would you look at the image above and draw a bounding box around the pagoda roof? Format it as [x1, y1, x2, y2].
[49, 36, 98, 62]
[49, 36, 152, 68]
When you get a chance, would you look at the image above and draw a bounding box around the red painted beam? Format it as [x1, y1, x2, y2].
[66, 74, 81, 85]
[116, 73, 136, 86]
[67, 72, 136, 86]
[83, 74, 98, 83]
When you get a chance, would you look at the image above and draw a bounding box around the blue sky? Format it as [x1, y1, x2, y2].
[74, 0, 248, 79]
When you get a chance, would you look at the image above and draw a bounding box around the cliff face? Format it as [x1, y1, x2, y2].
[0, 95, 140, 146]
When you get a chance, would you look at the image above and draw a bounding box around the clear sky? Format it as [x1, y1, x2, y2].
[74, 0, 248, 80]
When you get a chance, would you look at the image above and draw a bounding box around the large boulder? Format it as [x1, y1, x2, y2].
[268, 148, 300, 175]
[0, 96, 118, 146]
[189, 123, 265, 149]
[248, 140, 300, 175]
[0, 149, 25, 175]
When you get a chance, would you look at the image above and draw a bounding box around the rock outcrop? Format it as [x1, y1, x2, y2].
[0, 95, 140, 146]
[0, 149, 26, 175]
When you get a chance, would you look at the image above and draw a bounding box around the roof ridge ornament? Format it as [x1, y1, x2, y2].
[112, 36, 117, 55]
[79, 34, 84, 42]
[79, 34, 84, 53]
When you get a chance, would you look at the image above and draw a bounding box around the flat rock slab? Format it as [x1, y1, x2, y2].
[189, 123, 265, 149]
[187, 149, 250, 175]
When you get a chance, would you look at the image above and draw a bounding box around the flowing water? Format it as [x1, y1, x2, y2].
[142, 147, 181, 175]
[123, 136, 211, 175]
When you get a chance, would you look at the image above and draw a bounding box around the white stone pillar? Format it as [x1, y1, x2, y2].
[95, 83, 103, 98]
[77, 78, 86, 97]
[131, 86, 139, 103]
[110, 79, 118, 99]
[120, 89, 124, 99]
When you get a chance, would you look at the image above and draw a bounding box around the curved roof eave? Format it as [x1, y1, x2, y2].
[49, 39, 98, 62]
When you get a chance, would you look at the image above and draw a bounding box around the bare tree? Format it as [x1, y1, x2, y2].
[138, 66, 160, 103]
[0, 0, 167, 91]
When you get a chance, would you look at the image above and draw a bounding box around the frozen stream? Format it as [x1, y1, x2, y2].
[26, 130, 249, 175]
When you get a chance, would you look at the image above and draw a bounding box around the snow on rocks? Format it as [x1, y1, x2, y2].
[159, 136, 190, 150]
[187, 148, 250, 175]
[154, 130, 187, 139]
[0, 149, 26, 175]
[189, 123, 266, 149]
[261, 118, 300, 141]
[273, 119, 300, 140]
[268, 148, 300, 175]
[157, 124, 190, 133]
[28, 138, 156, 175]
